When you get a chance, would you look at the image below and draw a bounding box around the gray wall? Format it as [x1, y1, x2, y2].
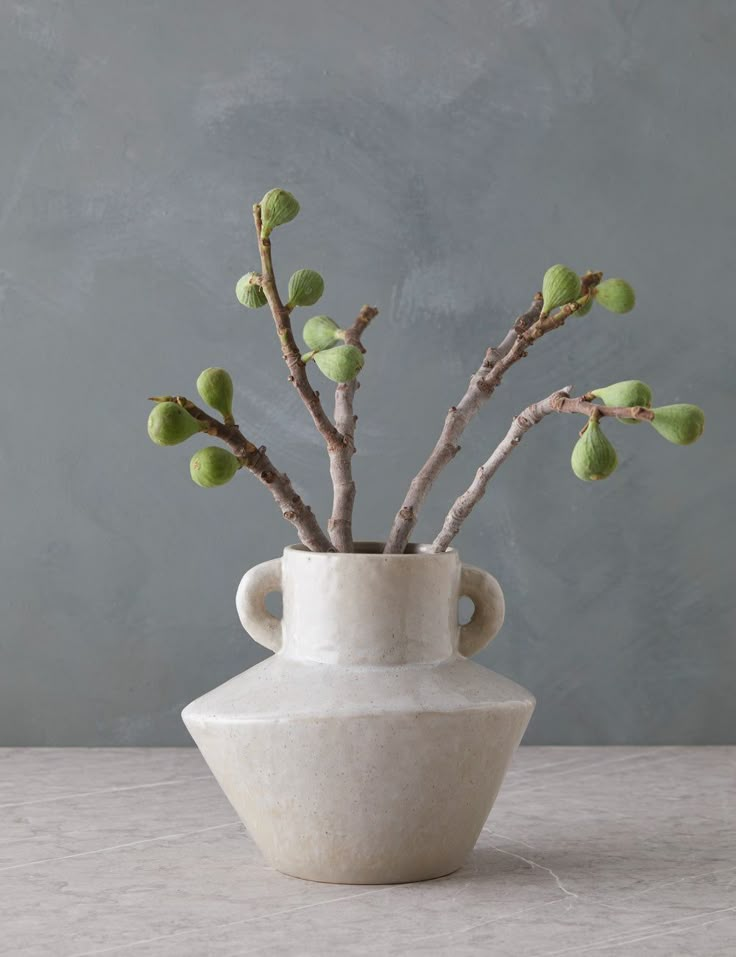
[1, 0, 733, 745]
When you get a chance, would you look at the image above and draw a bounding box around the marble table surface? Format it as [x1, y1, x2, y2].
[1, 747, 734, 956]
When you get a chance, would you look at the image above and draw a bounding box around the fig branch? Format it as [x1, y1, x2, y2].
[251, 196, 378, 551]
[328, 305, 378, 551]
[150, 396, 332, 553]
[383, 271, 602, 554]
[252, 203, 343, 453]
[431, 388, 656, 553]
[147, 192, 705, 561]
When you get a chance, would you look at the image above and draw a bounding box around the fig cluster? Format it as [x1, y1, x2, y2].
[147, 367, 241, 489]
[570, 379, 705, 483]
[300, 314, 364, 383]
[541, 265, 635, 318]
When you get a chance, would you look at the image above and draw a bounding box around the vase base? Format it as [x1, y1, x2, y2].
[273, 863, 463, 885]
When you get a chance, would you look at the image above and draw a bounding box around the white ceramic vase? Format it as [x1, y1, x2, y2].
[183, 543, 535, 884]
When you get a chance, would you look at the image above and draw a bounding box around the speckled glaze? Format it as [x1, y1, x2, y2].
[182, 543, 535, 884]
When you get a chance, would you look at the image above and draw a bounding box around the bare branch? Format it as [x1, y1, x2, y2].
[328, 305, 378, 551]
[431, 387, 652, 552]
[381, 295, 542, 554]
[171, 396, 333, 552]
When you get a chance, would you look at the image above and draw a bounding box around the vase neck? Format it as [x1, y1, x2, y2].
[280, 544, 462, 665]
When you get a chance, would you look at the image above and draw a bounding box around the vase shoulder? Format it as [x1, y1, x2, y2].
[182, 655, 535, 727]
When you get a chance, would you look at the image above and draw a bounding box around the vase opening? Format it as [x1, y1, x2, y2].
[288, 541, 458, 557]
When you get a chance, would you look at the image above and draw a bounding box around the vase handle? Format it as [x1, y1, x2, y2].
[458, 564, 505, 658]
[236, 558, 283, 653]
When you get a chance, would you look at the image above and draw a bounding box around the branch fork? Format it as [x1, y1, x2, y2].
[383, 272, 605, 554]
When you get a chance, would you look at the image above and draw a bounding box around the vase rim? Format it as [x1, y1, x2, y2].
[285, 541, 457, 559]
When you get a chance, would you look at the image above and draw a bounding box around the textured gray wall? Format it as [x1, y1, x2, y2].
[1, 0, 733, 745]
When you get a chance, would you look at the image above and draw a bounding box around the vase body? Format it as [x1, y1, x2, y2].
[182, 543, 535, 884]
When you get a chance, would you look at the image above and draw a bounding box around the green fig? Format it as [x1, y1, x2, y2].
[287, 269, 324, 308]
[303, 315, 343, 351]
[570, 417, 618, 481]
[542, 265, 581, 314]
[649, 404, 705, 446]
[148, 402, 204, 446]
[594, 278, 635, 314]
[313, 344, 364, 383]
[575, 298, 593, 317]
[190, 447, 240, 488]
[590, 380, 653, 424]
[260, 188, 300, 238]
[196, 368, 234, 422]
[235, 273, 267, 309]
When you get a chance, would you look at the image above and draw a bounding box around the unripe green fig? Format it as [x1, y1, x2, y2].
[303, 315, 343, 351]
[190, 447, 240, 488]
[260, 188, 299, 238]
[590, 380, 653, 424]
[575, 298, 593, 317]
[542, 264, 581, 314]
[148, 402, 204, 446]
[313, 344, 364, 383]
[235, 273, 267, 309]
[287, 269, 324, 308]
[594, 278, 635, 314]
[570, 417, 618, 481]
[196, 367, 234, 421]
[649, 404, 705, 446]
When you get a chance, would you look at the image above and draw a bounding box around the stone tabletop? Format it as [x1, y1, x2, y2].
[1, 747, 734, 956]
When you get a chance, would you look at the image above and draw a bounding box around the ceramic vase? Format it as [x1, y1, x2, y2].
[183, 542, 535, 884]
